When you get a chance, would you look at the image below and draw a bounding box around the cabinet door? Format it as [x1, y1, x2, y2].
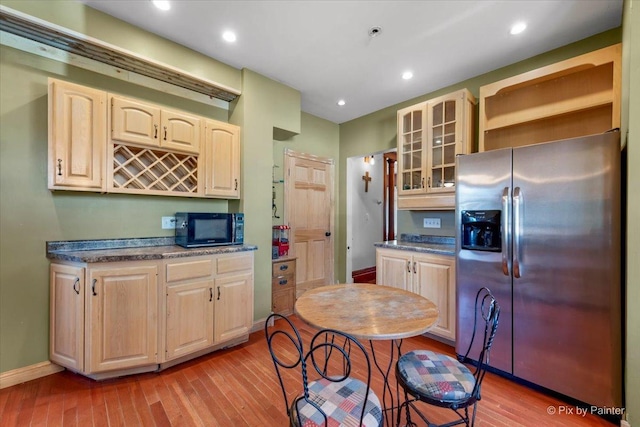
[397, 103, 427, 195]
[427, 92, 464, 193]
[214, 271, 252, 343]
[375, 249, 411, 291]
[111, 96, 161, 147]
[166, 280, 214, 360]
[161, 109, 201, 154]
[48, 79, 106, 191]
[203, 120, 241, 198]
[50, 264, 85, 371]
[413, 254, 456, 341]
[86, 264, 158, 373]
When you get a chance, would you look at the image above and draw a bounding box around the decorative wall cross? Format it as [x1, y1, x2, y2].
[362, 171, 372, 192]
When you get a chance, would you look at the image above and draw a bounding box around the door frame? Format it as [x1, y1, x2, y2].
[284, 148, 335, 285]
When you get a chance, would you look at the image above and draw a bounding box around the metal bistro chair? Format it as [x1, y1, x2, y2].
[395, 287, 500, 427]
[265, 313, 383, 427]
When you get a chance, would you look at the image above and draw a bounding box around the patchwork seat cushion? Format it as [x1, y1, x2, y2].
[397, 350, 476, 403]
[291, 377, 382, 427]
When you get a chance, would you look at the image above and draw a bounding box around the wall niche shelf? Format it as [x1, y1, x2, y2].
[479, 43, 621, 151]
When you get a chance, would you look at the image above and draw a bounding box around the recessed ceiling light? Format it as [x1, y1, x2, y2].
[402, 71, 413, 80]
[337, 99, 346, 106]
[152, 0, 170, 11]
[368, 26, 382, 38]
[222, 31, 237, 43]
[510, 22, 527, 35]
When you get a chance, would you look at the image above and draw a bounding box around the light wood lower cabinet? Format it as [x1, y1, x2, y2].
[164, 256, 215, 361]
[50, 261, 159, 378]
[87, 264, 158, 373]
[271, 258, 296, 316]
[50, 251, 254, 379]
[50, 264, 85, 372]
[376, 248, 456, 341]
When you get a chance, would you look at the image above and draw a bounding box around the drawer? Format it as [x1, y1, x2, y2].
[272, 274, 295, 290]
[166, 258, 213, 282]
[216, 253, 253, 275]
[272, 260, 296, 276]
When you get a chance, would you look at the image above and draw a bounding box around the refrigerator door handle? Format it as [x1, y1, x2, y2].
[501, 186, 511, 276]
[513, 186, 522, 278]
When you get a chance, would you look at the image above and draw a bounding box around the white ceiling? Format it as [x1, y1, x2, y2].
[80, 0, 623, 124]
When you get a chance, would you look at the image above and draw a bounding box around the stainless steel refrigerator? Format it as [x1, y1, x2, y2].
[455, 132, 622, 408]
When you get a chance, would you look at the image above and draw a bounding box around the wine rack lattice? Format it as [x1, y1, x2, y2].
[113, 144, 198, 194]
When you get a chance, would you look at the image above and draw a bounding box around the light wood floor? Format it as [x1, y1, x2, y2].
[0, 315, 614, 426]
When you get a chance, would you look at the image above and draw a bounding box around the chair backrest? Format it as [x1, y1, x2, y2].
[302, 328, 375, 426]
[460, 287, 500, 399]
[265, 314, 378, 426]
[264, 313, 305, 418]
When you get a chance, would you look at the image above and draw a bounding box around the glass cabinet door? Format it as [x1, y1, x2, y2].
[398, 104, 426, 195]
[428, 95, 461, 192]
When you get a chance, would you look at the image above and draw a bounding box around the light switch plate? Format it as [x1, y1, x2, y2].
[423, 218, 441, 228]
[162, 216, 176, 229]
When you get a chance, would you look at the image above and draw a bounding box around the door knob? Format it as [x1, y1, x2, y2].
[325, 232, 331, 237]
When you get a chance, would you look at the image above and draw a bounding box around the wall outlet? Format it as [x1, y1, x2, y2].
[423, 218, 441, 228]
[162, 216, 176, 229]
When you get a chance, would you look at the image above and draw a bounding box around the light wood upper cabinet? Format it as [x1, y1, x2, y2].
[397, 89, 475, 210]
[202, 120, 241, 198]
[86, 263, 158, 374]
[479, 43, 621, 151]
[110, 95, 201, 154]
[48, 79, 106, 191]
[162, 110, 202, 154]
[48, 79, 241, 200]
[50, 263, 85, 372]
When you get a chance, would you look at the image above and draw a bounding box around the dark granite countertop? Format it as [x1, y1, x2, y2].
[374, 234, 455, 256]
[46, 237, 258, 263]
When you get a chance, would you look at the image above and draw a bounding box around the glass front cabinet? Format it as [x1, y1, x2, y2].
[397, 89, 475, 210]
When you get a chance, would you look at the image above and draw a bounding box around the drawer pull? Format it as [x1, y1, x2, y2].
[73, 277, 80, 295]
[209, 287, 213, 302]
[279, 265, 289, 271]
[91, 278, 97, 296]
[279, 279, 288, 286]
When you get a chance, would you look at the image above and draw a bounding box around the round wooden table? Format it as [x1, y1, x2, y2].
[294, 283, 439, 426]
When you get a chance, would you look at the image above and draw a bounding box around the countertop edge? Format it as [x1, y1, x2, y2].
[47, 244, 258, 263]
[374, 241, 455, 256]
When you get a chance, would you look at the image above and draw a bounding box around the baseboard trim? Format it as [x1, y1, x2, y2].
[0, 361, 64, 389]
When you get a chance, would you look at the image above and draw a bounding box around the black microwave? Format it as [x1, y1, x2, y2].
[175, 212, 244, 248]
